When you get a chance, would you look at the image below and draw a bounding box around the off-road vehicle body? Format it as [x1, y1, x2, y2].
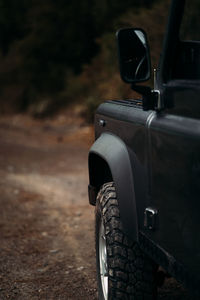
[88, 0, 200, 298]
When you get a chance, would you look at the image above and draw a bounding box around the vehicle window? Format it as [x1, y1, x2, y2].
[171, 0, 200, 80]
[180, 0, 200, 41]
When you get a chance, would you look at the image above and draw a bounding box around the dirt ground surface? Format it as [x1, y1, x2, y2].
[0, 110, 192, 299]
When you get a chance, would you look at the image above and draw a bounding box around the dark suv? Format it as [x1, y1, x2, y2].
[88, 0, 200, 298]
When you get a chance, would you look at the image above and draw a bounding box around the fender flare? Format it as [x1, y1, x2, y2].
[89, 132, 146, 241]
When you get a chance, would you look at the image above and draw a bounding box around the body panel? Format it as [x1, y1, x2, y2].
[147, 110, 200, 283]
[89, 132, 138, 240]
[88, 101, 152, 238]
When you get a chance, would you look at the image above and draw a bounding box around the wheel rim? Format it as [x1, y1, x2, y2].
[99, 219, 108, 300]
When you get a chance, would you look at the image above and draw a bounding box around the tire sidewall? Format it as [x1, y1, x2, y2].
[96, 199, 107, 300]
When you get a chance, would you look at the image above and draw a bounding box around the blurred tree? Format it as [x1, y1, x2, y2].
[0, 0, 161, 115]
[0, 0, 29, 55]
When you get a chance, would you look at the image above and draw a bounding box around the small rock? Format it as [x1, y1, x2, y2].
[37, 268, 45, 272]
[41, 232, 48, 237]
[14, 189, 19, 195]
[68, 265, 73, 269]
[76, 211, 82, 217]
[77, 266, 84, 271]
[37, 266, 49, 272]
[49, 249, 59, 253]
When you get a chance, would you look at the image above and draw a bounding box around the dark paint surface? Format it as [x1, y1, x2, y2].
[96, 98, 200, 285]
[95, 101, 152, 229]
[149, 111, 200, 282]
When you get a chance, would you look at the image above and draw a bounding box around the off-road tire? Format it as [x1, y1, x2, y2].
[95, 182, 157, 299]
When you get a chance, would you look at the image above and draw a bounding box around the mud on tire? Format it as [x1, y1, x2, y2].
[95, 182, 157, 300]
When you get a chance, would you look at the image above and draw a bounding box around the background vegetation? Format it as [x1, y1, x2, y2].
[0, 0, 171, 121]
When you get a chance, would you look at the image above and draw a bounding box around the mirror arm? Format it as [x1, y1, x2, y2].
[131, 84, 158, 111]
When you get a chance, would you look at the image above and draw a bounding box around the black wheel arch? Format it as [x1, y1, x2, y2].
[88, 133, 148, 242]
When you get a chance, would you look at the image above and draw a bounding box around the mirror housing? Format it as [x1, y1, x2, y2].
[116, 28, 151, 83]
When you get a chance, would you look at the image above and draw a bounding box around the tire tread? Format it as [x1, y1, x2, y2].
[96, 182, 157, 299]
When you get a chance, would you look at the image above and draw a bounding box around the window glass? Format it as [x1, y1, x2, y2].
[180, 0, 200, 41]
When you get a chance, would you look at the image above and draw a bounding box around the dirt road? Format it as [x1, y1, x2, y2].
[0, 112, 191, 299]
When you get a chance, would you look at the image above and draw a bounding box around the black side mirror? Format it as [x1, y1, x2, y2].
[116, 28, 151, 83]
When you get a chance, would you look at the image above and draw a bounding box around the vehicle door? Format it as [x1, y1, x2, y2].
[146, 0, 200, 282]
